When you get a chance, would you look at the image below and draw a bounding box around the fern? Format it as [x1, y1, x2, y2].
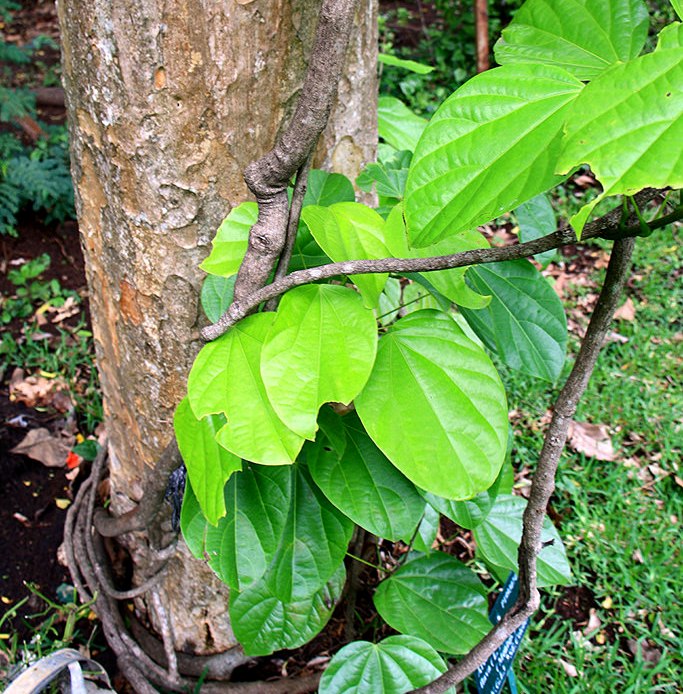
[0, 86, 36, 122]
[0, 180, 20, 235]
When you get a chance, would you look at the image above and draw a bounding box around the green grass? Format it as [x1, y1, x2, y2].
[499, 226, 682, 692]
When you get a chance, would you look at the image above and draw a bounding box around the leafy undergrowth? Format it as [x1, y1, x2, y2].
[501, 227, 682, 692]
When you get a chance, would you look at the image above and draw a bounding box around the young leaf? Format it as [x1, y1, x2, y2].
[200, 275, 236, 322]
[473, 495, 572, 587]
[373, 553, 490, 654]
[557, 48, 683, 235]
[302, 203, 390, 307]
[173, 398, 241, 525]
[514, 193, 557, 268]
[378, 53, 435, 75]
[261, 285, 377, 440]
[307, 411, 425, 541]
[319, 636, 450, 694]
[404, 64, 583, 247]
[303, 169, 355, 207]
[230, 563, 345, 657]
[461, 259, 567, 382]
[204, 464, 291, 590]
[187, 313, 305, 465]
[494, 0, 649, 80]
[199, 202, 257, 276]
[378, 96, 428, 152]
[355, 310, 508, 500]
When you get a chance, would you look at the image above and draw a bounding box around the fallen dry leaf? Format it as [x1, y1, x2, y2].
[614, 297, 636, 321]
[568, 421, 616, 461]
[632, 548, 645, 564]
[9, 368, 71, 410]
[10, 428, 75, 467]
[585, 608, 602, 633]
[558, 659, 579, 677]
[626, 639, 662, 664]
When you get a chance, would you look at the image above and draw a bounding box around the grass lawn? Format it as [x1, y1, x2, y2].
[502, 227, 682, 692]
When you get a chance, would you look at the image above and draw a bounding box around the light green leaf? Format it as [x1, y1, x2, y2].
[514, 193, 557, 268]
[180, 480, 207, 559]
[204, 464, 291, 590]
[173, 398, 241, 525]
[461, 259, 567, 382]
[200, 202, 258, 277]
[378, 96, 428, 152]
[307, 411, 425, 541]
[200, 275, 236, 322]
[494, 0, 649, 80]
[374, 553, 490, 654]
[377, 277, 402, 327]
[378, 53, 435, 75]
[261, 285, 378, 440]
[303, 169, 355, 207]
[411, 503, 439, 553]
[656, 22, 683, 49]
[355, 310, 508, 500]
[557, 48, 683, 235]
[473, 495, 572, 587]
[230, 562, 345, 657]
[187, 313, 305, 464]
[384, 205, 491, 310]
[404, 64, 583, 247]
[319, 636, 450, 694]
[302, 203, 390, 307]
[670, 3, 683, 22]
[356, 152, 411, 200]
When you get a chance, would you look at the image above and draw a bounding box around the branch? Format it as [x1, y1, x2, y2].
[411, 236, 636, 693]
[232, 0, 359, 305]
[202, 188, 672, 340]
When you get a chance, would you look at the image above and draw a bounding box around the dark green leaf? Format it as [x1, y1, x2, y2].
[200, 275, 236, 322]
[303, 169, 355, 207]
[514, 193, 557, 268]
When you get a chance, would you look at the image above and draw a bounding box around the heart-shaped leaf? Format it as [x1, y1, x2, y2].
[230, 562, 345, 656]
[261, 285, 377, 440]
[307, 410, 425, 541]
[200, 275, 236, 322]
[557, 47, 683, 234]
[356, 310, 508, 500]
[180, 480, 207, 559]
[378, 96, 428, 152]
[173, 397, 241, 525]
[303, 169, 355, 207]
[514, 193, 557, 268]
[319, 635, 451, 694]
[461, 259, 567, 382]
[374, 553, 490, 654]
[187, 313, 305, 464]
[473, 495, 572, 587]
[404, 64, 583, 247]
[494, 0, 649, 80]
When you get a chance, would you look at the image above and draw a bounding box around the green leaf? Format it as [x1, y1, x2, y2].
[656, 22, 683, 49]
[404, 64, 583, 247]
[411, 503, 439, 553]
[302, 203, 390, 307]
[461, 260, 567, 382]
[473, 495, 572, 587]
[378, 96, 428, 152]
[557, 48, 683, 235]
[187, 313, 305, 464]
[230, 562, 345, 656]
[514, 193, 557, 268]
[289, 220, 331, 271]
[671, 3, 683, 22]
[494, 0, 649, 80]
[384, 205, 491, 310]
[356, 154, 411, 199]
[373, 553, 490, 654]
[200, 275, 236, 322]
[355, 310, 508, 500]
[180, 480, 207, 559]
[200, 202, 258, 276]
[204, 464, 291, 590]
[378, 53, 435, 75]
[261, 285, 378, 440]
[307, 411, 425, 541]
[303, 169, 355, 207]
[173, 398, 241, 525]
[319, 636, 450, 694]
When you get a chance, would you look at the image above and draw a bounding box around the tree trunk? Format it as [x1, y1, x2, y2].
[58, 0, 377, 656]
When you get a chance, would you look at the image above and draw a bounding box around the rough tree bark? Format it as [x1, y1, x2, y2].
[58, 0, 377, 656]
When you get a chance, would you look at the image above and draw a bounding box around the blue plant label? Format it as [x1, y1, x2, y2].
[474, 572, 529, 694]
